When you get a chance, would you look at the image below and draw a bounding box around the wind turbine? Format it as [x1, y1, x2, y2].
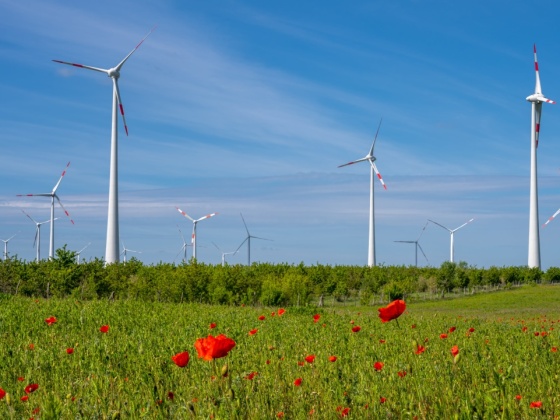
[1, 234, 17, 261]
[21, 209, 54, 262]
[543, 208, 560, 229]
[76, 242, 91, 263]
[120, 242, 140, 263]
[212, 242, 238, 266]
[428, 218, 474, 263]
[17, 162, 74, 259]
[526, 45, 555, 269]
[175, 225, 191, 263]
[394, 222, 429, 267]
[237, 213, 271, 266]
[53, 27, 155, 264]
[176, 207, 218, 261]
[338, 118, 387, 267]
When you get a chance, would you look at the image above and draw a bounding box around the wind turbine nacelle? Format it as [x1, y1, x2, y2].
[526, 93, 544, 103]
[108, 68, 120, 79]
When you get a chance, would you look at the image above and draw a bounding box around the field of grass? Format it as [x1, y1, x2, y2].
[0, 285, 558, 419]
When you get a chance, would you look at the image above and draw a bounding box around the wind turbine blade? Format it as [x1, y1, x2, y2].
[235, 237, 248, 253]
[543, 208, 560, 227]
[534, 44, 542, 95]
[240, 213, 250, 235]
[176, 206, 194, 222]
[196, 212, 218, 222]
[52, 60, 108, 74]
[428, 219, 451, 232]
[114, 26, 157, 72]
[113, 79, 129, 136]
[33, 227, 39, 248]
[452, 218, 474, 232]
[251, 235, 272, 242]
[21, 209, 37, 224]
[337, 157, 368, 168]
[371, 162, 387, 190]
[55, 196, 75, 224]
[212, 242, 222, 252]
[52, 161, 70, 193]
[417, 221, 429, 241]
[417, 243, 429, 263]
[369, 118, 383, 154]
[177, 225, 187, 243]
[534, 101, 542, 148]
[394, 240, 415, 243]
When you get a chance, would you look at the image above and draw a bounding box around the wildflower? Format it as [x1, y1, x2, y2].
[278, 308, 286, 316]
[209, 323, 217, 329]
[167, 391, 174, 400]
[313, 314, 321, 323]
[398, 371, 407, 378]
[468, 327, 475, 333]
[21, 395, 28, 402]
[534, 332, 540, 336]
[451, 345, 459, 357]
[440, 333, 448, 339]
[411, 324, 416, 329]
[298, 361, 305, 366]
[271, 312, 276, 317]
[25, 384, 39, 394]
[194, 334, 236, 361]
[374, 362, 384, 371]
[99, 325, 109, 333]
[45, 316, 57, 326]
[351, 326, 361, 333]
[378, 300, 406, 323]
[449, 326, 456, 333]
[28, 343, 34, 350]
[248, 329, 258, 336]
[245, 372, 258, 380]
[277, 412, 284, 418]
[66, 348, 74, 355]
[293, 378, 302, 386]
[515, 395, 522, 401]
[379, 339, 386, 344]
[380, 397, 386, 403]
[18, 377, 24, 382]
[415, 345, 426, 355]
[329, 356, 337, 362]
[530, 401, 543, 409]
[266, 359, 271, 364]
[339, 407, 350, 417]
[305, 355, 316, 363]
[258, 315, 265, 321]
[0, 388, 5, 399]
[33, 407, 40, 415]
[551, 347, 558, 353]
[522, 326, 528, 332]
[171, 351, 190, 367]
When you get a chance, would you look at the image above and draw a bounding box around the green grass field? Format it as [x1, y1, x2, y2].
[0, 285, 558, 419]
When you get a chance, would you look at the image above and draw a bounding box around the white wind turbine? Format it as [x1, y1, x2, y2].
[526, 45, 555, 269]
[1, 234, 17, 261]
[338, 119, 387, 267]
[212, 242, 238, 266]
[53, 27, 155, 264]
[394, 222, 429, 267]
[176, 207, 218, 261]
[120, 242, 141, 263]
[175, 225, 191, 263]
[76, 242, 91, 264]
[21, 209, 55, 262]
[428, 218, 474, 263]
[17, 162, 74, 259]
[237, 213, 271, 266]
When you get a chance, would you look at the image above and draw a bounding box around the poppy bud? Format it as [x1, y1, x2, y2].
[226, 388, 235, 400]
[453, 353, 460, 364]
[221, 363, 229, 377]
[412, 339, 418, 350]
[5, 393, 10, 405]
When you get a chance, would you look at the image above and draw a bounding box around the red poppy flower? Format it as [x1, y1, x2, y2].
[297, 361, 305, 366]
[313, 314, 321, 323]
[277, 412, 284, 418]
[449, 326, 456, 333]
[397, 371, 407, 378]
[522, 326, 528, 332]
[468, 327, 475, 333]
[266, 359, 271, 365]
[378, 300, 406, 323]
[0, 388, 5, 400]
[305, 355, 316, 363]
[33, 407, 40, 415]
[374, 362, 384, 371]
[329, 355, 337, 362]
[551, 347, 558, 353]
[66, 348, 74, 355]
[451, 345, 459, 357]
[415, 345, 426, 355]
[271, 312, 276, 317]
[515, 395, 522, 401]
[248, 329, 258, 336]
[167, 391, 174, 400]
[278, 308, 286, 316]
[293, 378, 302, 386]
[171, 351, 190, 367]
[28, 343, 34, 350]
[379, 339, 386, 344]
[258, 315, 266, 321]
[209, 323, 217, 329]
[411, 324, 416, 329]
[25, 384, 39, 394]
[440, 333, 448, 339]
[380, 397, 386, 403]
[351, 326, 361, 333]
[194, 334, 236, 361]
[530, 401, 542, 409]
[21, 395, 28, 402]
[45, 316, 57, 326]
[18, 377, 24, 382]
[99, 325, 109, 333]
[245, 372, 258, 380]
[339, 407, 350, 417]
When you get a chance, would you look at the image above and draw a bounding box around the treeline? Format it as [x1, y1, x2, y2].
[1, 247, 559, 305]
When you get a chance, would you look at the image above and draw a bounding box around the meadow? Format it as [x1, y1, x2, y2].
[0, 285, 558, 419]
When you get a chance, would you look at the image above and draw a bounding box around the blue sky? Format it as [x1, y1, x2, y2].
[2, 0, 560, 268]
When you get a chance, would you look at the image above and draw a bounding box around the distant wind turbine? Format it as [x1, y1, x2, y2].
[338, 118, 387, 267]
[175, 225, 191, 263]
[21, 209, 55, 262]
[1, 234, 17, 261]
[212, 242, 238, 266]
[17, 162, 74, 259]
[53, 27, 155, 264]
[237, 213, 271, 266]
[526, 45, 555, 269]
[76, 242, 91, 263]
[428, 218, 474, 263]
[120, 242, 140, 263]
[394, 222, 429, 267]
[176, 207, 218, 261]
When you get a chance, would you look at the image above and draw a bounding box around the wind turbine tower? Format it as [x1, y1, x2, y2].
[53, 27, 155, 264]
[394, 222, 429, 267]
[338, 119, 387, 267]
[428, 218, 474, 263]
[1, 234, 16, 261]
[526, 45, 555, 269]
[176, 207, 218, 261]
[238, 213, 271, 266]
[21, 209, 54, 262]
